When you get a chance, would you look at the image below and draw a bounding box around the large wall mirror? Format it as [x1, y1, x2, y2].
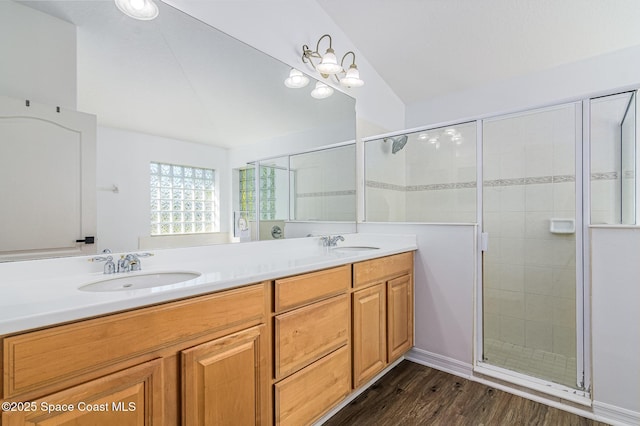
[0, 0, 356, 261]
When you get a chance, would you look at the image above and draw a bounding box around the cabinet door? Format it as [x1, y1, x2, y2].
[1, 359, 163, 426]
[181, 325, 268, 426]
[387, 274, 413, 362]
[352, 283, 386, 388]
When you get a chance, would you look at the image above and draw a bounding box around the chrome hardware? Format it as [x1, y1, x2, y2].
[319, 235, 345, 247]
[89, 255, 116, 274]
[90, 252, 153, 274]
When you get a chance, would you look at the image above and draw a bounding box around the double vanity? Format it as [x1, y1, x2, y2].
[0, 234, 416, 425]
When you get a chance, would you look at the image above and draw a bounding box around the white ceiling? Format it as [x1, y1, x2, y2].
[317, 0, 640, 104]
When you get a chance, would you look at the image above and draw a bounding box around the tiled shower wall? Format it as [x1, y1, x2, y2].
[482, 105, 577, 359]
[292, 144, 356, 221]
[365, 122, 477, 223]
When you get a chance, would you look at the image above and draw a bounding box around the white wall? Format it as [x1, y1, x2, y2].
[164, 0, 405, 138]
[406, 45, 640, 128]
[97, 126, 230, 252]
[358, 223, 477, 366]
[0, 1, 76, 108]
[591, 227, 640, 419]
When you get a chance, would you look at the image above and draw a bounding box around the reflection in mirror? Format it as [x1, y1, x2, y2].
[0, 0, 356, 260]
[289, 145, 357, 221]
[233, 157, 290, 242]
[590, 91, 638, 225]
[232, 144, 357, 241]
[365, 124, 477, 223]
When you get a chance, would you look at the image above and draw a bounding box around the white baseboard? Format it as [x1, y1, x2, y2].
[406, 348, 640, 426]
[405, 347, 474, 378]
[593, 401, 640, 426]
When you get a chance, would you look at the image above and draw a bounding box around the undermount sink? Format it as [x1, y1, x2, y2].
[332, 246, 380, 253]
[79, 271, 201, 292]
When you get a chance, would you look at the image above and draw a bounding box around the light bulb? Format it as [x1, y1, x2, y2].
[317, 48, 342, 75]
[114, 0, 159, 20]
[130, 0, 145, 10]
[284, 69, 310, 89]
[340, 64, 364, 88]
[311, 82, 334, 99]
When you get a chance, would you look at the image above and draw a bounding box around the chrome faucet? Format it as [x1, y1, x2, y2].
[320, 235, 345, 247]
[90, 251, 153, 274]
[89, 255, 116, 274]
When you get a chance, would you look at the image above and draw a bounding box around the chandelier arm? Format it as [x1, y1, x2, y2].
[340, 51, 357, 68]
[315, 34, 333, 53]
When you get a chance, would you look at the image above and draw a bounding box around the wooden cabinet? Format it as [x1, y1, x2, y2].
[387, 274, 413, 362]
[1, 252, 414, 426]
[1, 359, 163, 426]
[352, 252, 414, 389]
[273, 266, 351, 425]
[352, 283, 386, 388]
[182, 325, 268, 426]
[274, 346, 350, 426]
[1, 283, 269, 426]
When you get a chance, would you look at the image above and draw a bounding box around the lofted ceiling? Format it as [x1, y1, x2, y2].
[317, 0, 640, 104]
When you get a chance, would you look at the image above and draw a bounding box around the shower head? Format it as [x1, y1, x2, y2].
[384, 135, 408, 154]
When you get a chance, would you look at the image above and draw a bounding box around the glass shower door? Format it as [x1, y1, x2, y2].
[481, 103, 581, 388]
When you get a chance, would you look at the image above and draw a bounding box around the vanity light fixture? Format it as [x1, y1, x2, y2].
[115, 0, 159, 20]
[284, 68, 310, 88]
[302, 34, 364, 88]
[310, 81, 334, 99]
[339, 52, 364, 88]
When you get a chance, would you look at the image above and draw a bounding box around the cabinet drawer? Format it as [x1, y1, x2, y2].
[275, 294, 349, 379]
[353, 252, 413, 288]
[274, 345, 350, 426]
[3, 283, 265, 398]
[275, 265, 350, 312]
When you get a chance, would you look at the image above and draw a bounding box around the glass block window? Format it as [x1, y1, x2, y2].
[239, 166, 276, 221]
[150, 162, 217, 235]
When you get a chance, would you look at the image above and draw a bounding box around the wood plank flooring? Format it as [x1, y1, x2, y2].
[323, 361, 608, 426]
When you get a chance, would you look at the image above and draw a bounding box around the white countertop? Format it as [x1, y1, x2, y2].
[0, 233, 416, 335]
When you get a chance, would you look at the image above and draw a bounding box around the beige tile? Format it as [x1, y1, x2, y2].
[553, 297, 576, 328]
[498, 290, 525, 319]
[525, 211, 554, 239]
[524, 266, 554, 295]
[501, 186, 526, 212]
[553, 325, 576, 358]
[501, 238, 525, 266]
[525, 294, 554, 323]
[500, 211, 526, 237]
[500, 316, 525, 346]
[525, 320, 553, 352]
[500, 264, 525, 292]
[525, 184, 553, 212]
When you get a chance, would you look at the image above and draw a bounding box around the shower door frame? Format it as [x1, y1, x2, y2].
[473, 101, 591, 403]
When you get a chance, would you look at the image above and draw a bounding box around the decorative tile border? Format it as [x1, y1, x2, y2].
[296, 190, 356, 198]
[366, 172, 620, 192]
[591, 172, 618, 180]
[365, 181, 406, 191]
[406, 181, 477, 191]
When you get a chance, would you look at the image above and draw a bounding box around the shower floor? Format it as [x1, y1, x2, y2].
[483, 338, 577, 388]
